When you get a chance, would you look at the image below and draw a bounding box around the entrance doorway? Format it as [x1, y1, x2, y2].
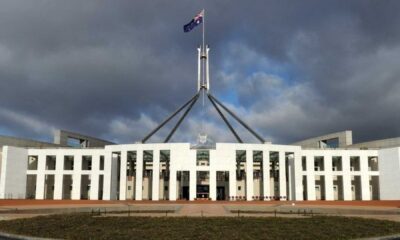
[216, 171, 229, 200]
[197, 171, 209, 199]
[197, 185, 209, 199]
[177, 171, 189, 200]
[217, 187, 225, 200]
[315, 185, 321, 200]
[182, 186, 189, 200]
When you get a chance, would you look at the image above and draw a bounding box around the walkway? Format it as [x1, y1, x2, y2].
[0, 200, 399, 221]
[178, 204, 227, 216]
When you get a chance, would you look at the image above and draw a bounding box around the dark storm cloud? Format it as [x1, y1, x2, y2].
[0, 0, 399, 144]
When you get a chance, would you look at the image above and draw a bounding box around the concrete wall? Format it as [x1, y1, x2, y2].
[101, 142, 302, 201]
[349, 137, 400, 149]
[0, 146, 28, 199]
[1, 129, 115, 150]
[54, 129, 114, 148]
[301, 149, 379, 201]
[23, 148, 106, 200]
[2, 143, 400, 201]
[0, 136, 58, 148]
[378, 147, 400, 200]
[0, 150, 2, 181]
[292, 131, 353, 149]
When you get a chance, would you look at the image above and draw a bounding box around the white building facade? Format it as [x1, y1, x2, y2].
[1, 142, 399, 201]
[2, 41, 400, 202]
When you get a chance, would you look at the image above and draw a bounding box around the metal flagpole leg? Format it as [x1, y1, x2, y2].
[207, 94, 243, 143]
[209, 94, 266, 143]
[141, 92, 200, 143]
[164, 93, 200, 143]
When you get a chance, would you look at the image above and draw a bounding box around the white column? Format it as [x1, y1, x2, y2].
[279, 151, 287, 200]
[210, 170, 216, 200]
[110, 154, 119, 200]
[325, 154, 334, 200]
[287, 153, 300, 200]
[72, 174, 81, 200]
[90, 174, 99, 200]
[342, 154, 352, 200]
[103, 150, 112, 200]
[293, 151, 303, 200]
[72, 154, 82, 200]
[135, 150, 143, 200]
[35, 154, 46, 200]
[119, 151, 127, 200]
[189, 150, 197, 201]
[246, 150, 254, 201]
[53, 153, 63, 200]
[360, 155, 371, 200]
[189, 170, 197, 201]
[306, 153, 316, 200]
[152, 150, 160, 201]
[263, 151, 270, 200]
[35, 174, 45, 200]
[229, 170, 236, 200]
[287, 155, 293, 200]
[169, 170, 177, 201]
[189, 170, 196, 200]
[90, 155, 100, 200]
[361, 174, 370, 200]
[53, 175, 63, 200]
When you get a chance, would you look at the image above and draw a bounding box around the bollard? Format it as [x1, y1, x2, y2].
[166, 211, 168, 217]
[238, 210, 240, 217]
[274, 209, 277, 217]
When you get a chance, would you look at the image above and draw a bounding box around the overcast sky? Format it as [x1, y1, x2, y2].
[0, 0, 399, 145]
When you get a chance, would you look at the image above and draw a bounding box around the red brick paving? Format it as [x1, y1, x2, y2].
[290, 200, 400, 208]
[0, 199, 399, 208]
[0, 200, 114, 206]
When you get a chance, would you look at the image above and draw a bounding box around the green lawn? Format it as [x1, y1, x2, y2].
[0, 214, 400, 240]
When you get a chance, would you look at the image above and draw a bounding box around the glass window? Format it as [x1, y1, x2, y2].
[27, 156, 38, 170]
[64, 156, 74, 170]
[46, 156, 56, 170]
[99, 155, 104, 170]
[82, 156, 92, 170]
[197, 150, 210, 166]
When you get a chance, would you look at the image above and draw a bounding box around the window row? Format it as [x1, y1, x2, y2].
[27, 155, 105, 171]
[26, 174, 104, 200]
[301, 156, 379, 172]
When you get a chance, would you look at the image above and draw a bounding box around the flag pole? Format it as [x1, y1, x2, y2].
[202, 9, 205, 53]
[202, 9, 205, 105]
[201, 9, 206, 132]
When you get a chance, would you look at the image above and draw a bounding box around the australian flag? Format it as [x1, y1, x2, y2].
[184, 10, 204, 32]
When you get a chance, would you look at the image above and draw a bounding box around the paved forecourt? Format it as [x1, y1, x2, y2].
[0, 200, 399, 221]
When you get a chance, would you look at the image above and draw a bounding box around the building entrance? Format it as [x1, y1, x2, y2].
[217, 186, 225, 200]
[182, 186, 189, 200]
[197, 185, 209, 199]
[177, 171, 189, 200]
